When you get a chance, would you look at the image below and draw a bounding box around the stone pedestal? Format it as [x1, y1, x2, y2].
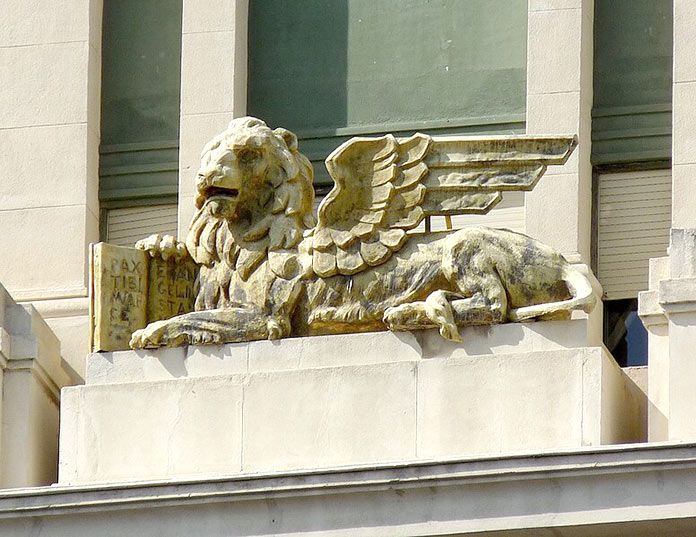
[0, 285, 74, 488]
[59, 320, 644, 485]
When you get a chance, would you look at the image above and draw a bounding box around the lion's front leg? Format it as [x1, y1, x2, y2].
[130, 307, 273, 348]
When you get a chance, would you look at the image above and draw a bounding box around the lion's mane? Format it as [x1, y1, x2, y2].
[185, 117, 316, 310]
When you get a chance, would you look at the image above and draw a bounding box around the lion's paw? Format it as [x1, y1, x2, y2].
[135, 233, 188, 262]
[130, 320, 169, 349]
[267, 317, 291, 340]
[130, 320, 189, 349]
[189, 331, 223, 346]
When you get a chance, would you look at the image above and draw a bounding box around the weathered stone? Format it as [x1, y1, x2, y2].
[90, 242, 197, 351]
[87, 117, 591, 349]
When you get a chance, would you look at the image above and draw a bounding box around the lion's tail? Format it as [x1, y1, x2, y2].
[508, 265, 596, 322]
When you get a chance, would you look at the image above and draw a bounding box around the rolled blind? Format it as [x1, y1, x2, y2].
[105, 204, 178, 248]
[597, 170, 671, 299]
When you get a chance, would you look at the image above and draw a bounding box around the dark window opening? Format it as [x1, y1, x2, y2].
[604, 299, 648, 367]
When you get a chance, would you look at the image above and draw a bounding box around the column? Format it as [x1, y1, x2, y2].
[0, 0, 102, 378]
[525, 0, 594, 265]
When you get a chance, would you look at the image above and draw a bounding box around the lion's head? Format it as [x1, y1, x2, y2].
[186, 117, 316, 284]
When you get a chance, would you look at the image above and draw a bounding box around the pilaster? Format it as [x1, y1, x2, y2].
[525, 0, 593, 264]
[177, 0, 249, 237]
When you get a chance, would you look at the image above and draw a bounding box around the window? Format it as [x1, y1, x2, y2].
[592, 0, 673, 366]
[248, 0, 527, 183]
[99, 0, 183, 242]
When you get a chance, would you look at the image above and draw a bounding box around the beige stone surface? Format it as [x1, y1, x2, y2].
[639, 258, 669, 442]
[87, 320, 599, 385]
[60, 377, 244, 484]
[0, 205, 93, 296]
[242, 362, 416, 472]
[43, 313, 89, 381]
[64, 323, 644, 484]
[178, 0, 248, 237]
[0, 124, 91, 211]
[525, 0, 593, 265]
[529, 0, 582, 11]
[180, 32, 241, 116]
[0, 284, 74, 488]
[672, 84, 696, 167]
[674, 0, 696, 84]
[673, 3, 696, 230]
[182, 0, 242, 34]
[0, 0, 90, 47]
[527, 9, 582, 95]
[0, 0, 100, 379]
[0, 42, 89, 129]
[8, 444, 696, 536]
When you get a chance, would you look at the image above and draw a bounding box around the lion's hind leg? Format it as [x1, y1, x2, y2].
[383, 290, 463, 342]
[444, 241, 509, 327]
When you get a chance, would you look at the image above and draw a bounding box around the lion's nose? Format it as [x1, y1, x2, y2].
[196, 171, 213, 186]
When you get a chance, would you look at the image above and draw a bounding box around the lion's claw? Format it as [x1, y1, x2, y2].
[135, 233, 188, 262]
[267, 317, 290, 340]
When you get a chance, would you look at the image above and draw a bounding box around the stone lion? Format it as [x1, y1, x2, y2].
[130, 117, 593, 348]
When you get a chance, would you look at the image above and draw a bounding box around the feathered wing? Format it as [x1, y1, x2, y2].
[310, 133, 577, 277]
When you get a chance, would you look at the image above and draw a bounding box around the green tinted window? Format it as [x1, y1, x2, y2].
[248, 0, 527, 186]
[99, 0, 183, 207]
[592, 0, 673, 165]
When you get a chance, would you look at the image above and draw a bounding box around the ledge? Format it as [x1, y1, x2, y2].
[3, 443, 696, 536]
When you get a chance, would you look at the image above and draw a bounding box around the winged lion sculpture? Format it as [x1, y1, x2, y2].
[129, 116, 593, 348]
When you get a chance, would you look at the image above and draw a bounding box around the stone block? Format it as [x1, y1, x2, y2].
[672, 164, 696, 229]
[177, 195, 197, 240]
[242, 362, 416, 473]
[529, 0, 582, 11]
[43, 313, 89, 381]
[86, 322, 595, 384]
[673, 84, 696, 166]
[0, 0, 89, 47]
[0, 124, 90, 210]
[0, 287, 74, 488]
[248, 331, 422, 372]
[417, 347, 638, 458]
[183, 0, 242, 34]
[0, 205, 91, 297]
[0, 41, 88, 129]
[526, 91, 581, 136]
[60, 376, 244, 484]
[63, 322, 644, 484]
[180, 32, 240, 115]
[674, 0, 696, 83]
[525, 172, 581, 257]
[527, 8, 582, 95]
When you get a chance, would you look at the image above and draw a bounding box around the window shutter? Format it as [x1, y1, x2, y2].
[105, 205, 178, 248]
[422, 192, 525, 234]
[597, 170, 671, 299]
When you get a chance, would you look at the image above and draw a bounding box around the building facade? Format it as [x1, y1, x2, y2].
[1, 0, 696, 534]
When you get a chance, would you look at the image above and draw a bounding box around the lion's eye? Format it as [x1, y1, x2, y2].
[237, 148, 261, 166]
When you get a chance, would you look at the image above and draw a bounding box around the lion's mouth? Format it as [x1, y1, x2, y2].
[203, 186, 239, 200]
